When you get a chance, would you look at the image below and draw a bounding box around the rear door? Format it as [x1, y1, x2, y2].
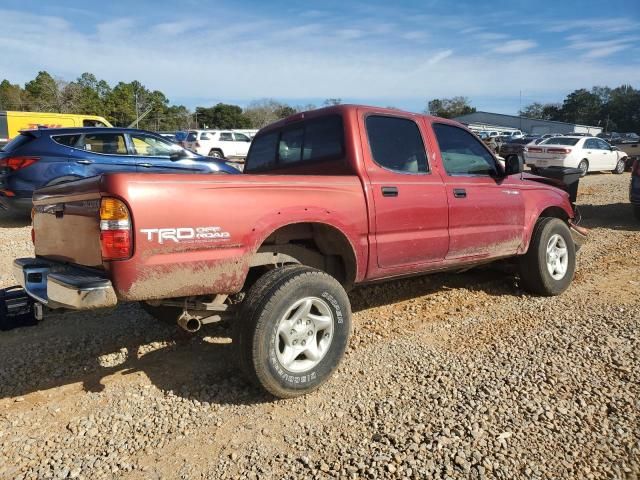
[71, 132, 137, 173]
[431, 122, 525, 260]
[359, 112, 449, 272]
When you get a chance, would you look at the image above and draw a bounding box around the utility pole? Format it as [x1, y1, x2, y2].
[135, 91, 139, 129]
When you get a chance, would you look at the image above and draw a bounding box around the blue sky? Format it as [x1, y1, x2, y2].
[0, 0, 639, 114]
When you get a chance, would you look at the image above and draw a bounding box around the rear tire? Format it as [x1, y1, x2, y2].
[613, 158, 626, 174]
[234, 265, 351, 398]
[578, 159, 589, 177]
[518, 218, 576, 296]
[208, 149, 224, 158]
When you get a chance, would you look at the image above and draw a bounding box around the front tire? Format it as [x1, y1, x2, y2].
[518, 218, 576, 296]
[613, 158, 626, 174]
[578, 159, 589, 177]
[234, 265, 351, 398]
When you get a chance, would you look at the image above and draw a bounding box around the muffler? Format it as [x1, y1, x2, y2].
[177, 312, 202, 333]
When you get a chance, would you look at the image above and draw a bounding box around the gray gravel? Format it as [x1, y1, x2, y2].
[0, 172, 639, 479]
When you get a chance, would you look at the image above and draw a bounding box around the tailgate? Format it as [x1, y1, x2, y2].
[32, 176, 104, 268]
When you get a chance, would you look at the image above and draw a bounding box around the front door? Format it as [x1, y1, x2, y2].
[360, 112, 449, 272]
[430, 122, 525, 260]
[130, 133, 206, 173]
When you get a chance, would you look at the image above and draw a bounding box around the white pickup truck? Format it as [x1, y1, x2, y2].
[184, 129, 252, 160]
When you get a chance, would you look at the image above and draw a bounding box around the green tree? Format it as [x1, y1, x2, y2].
[426, 96, 475, 118]
[243, 99, 296, 128]
[0, 80, 23, 110]
[195, 103, 251, 129]
[322, 98, 342, 106]
[519, 102, 562, 120]
[24, 71, 61, 111]
[559, 88, 602, 125]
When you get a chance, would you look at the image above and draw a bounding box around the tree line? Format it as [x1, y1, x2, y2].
[0, 71, 343, 131]
[2, 71, 638, 133]
[427, 85, 640, 133]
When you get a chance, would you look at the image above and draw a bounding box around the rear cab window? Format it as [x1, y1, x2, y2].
[245, 115, 345, 173]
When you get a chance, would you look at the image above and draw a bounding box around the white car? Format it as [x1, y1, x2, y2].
[524, 136, 628, 176]
[184, 130, 252, 160]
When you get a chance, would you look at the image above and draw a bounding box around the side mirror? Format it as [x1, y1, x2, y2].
[504, 155, 524, 176]
[170, 149, 188, 161]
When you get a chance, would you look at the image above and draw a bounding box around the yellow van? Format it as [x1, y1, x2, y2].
[0, 111, 112, 146]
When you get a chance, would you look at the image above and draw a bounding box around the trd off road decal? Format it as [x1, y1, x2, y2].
[140, 226, 231, 244]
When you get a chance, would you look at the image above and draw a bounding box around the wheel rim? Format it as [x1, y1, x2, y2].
[616, 160, 624, 172]
[546, 234, 569, 280]
[579, 161, 588, 174]
[275, 297, 334, 373]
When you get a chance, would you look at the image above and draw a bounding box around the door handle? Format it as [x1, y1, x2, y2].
[76, 160, 92, 165]
[138, 163, 153, 168]
[453, 188, 467, 198]
[381, 186, 398, 197]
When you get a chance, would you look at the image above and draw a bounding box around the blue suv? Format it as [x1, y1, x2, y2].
[0, 127, 239, 215]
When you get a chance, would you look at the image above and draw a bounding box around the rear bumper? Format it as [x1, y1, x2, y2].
[13, 258, 117, 310]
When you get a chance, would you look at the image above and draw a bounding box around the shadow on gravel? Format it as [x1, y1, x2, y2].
[350, 267, 518, 312]
[0, 268, 520, 406]
[577, 202, 639, 232]
[0, 304, 270, 406]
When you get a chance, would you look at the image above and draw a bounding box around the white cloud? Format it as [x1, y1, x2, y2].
[427, 50, 453, 65]
[0, 8, 638, 109]
[492, 40, 537, 54]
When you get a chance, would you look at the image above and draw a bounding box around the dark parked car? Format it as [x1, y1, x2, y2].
[631, 158, 640, 221]
[498, 136, 542, 162]
[0, 127, 238, 216]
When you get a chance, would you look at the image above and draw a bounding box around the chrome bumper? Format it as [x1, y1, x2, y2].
[13, 258, 117, 310]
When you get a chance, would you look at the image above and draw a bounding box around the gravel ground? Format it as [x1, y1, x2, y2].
[0, 173, 638, 480]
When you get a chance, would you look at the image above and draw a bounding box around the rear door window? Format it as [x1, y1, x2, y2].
[366, 115, 428, 174]
[81, 133, 128, 154]
[220, 132, 233, 141]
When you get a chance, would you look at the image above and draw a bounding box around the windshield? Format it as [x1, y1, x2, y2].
[541, 137, 580, 146]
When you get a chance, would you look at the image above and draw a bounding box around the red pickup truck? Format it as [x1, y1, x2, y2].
[14, 105, 586, 398]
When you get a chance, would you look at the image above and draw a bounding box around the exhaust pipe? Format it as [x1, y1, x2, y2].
[177, 313, 201, 333]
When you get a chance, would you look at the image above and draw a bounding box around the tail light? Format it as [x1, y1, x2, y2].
[195, 142, 201, 148]
[31, 207, 35, 244]
[525, 147, 543, 153]
[100, 197, 132, 261]
[547, 148, 572, 154]
[0, 156, 39, 170]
